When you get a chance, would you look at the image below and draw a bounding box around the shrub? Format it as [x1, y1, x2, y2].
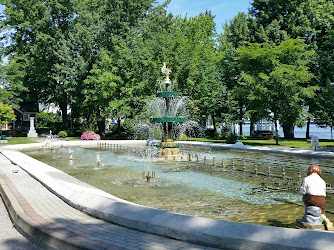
[80, 131, 100, 140]
[226, 131, 238, 144]
[122, 118, 136, 134]
[220, 126, 230, 139]
[58, 131, 67, 138]
[179, 133, 188, 141]
[238, 135, 246, 140]
[205, 129, 215, 138]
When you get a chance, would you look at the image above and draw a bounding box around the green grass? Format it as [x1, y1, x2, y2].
[0, 136, 80, 145]
[3, 137, 40, 145]
[240, 138, 334, 148]
[185, 137, 334, 149]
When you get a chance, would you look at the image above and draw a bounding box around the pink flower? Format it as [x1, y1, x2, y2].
[80, 131, 101, 140]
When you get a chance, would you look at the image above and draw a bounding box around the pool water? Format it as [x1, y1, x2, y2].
[25, 145, 334, 228]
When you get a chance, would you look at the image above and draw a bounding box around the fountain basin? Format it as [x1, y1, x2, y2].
[1, 141, 334, 249]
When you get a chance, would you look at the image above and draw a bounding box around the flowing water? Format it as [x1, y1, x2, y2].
[25, 145, 334, 228]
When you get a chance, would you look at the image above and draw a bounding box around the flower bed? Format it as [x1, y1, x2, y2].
[80, 131, 101, 140]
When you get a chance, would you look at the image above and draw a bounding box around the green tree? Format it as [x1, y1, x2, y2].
[82, 5, 225, 136]
[0, 60, 25, 107]
[314, 82, 334, 140]
[0, 102, 15, 135]
[251, 0, 334, 44]
[37, 112, 62, 131]
[165, 12, 225, 132]
[1, 0, 76, 128]
[219, 12, 269, 135]
[83, 48, 124, 134]
[70, 0, 159, 134]
[250, 0, 334, 138]
[1, 0, 157, 133]
[237, 38, 316, 144]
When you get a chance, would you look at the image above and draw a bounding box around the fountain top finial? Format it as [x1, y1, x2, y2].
[161, 62, 171, 84]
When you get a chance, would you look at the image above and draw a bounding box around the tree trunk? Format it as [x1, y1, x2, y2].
[59, 102, 68, 130]
[306, 117, 311, 139]
[96, 108, 105, 136]
[97, 120, 105, 136]
[250, 121, 255, 136]
[117, 117, 122, 136]
[239, 106, 243, 135]
[239, 121, 243, 135]
[282, 124, 295, 139]
[212, 114, 216, 134]
[87, 108, 94, 130]
[59, 89, 68, 129]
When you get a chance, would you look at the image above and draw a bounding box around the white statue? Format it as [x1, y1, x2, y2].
[161, 62, 171, 83]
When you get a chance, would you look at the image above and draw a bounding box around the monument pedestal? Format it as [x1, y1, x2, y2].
[27, 117, 38, 137]
[28, 130, 38, 137]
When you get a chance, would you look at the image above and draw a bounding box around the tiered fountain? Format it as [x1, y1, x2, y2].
[150, 63, 185, 160]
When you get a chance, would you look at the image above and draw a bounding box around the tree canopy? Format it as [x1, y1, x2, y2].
[0, 0, 333, 140]
[0, 102, 15, 126]
[236, 38, 316, 143]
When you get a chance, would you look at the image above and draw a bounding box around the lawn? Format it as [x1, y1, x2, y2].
[241, 138, 334, 148]
[3, 137, 40, 145]
[186, 137, 334, 149]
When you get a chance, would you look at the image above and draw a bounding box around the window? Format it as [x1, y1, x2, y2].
[23, 114, 30, 121]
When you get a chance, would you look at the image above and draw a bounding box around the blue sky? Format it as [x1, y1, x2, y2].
[156, 0, 252, 33]
[0, 1, 252, 33]
[0, 1, 252, 38]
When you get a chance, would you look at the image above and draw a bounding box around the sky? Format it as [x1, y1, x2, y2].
[0, 1, 252, 34]
[0, 0, 252, 54]
[156, 0, 252, 34]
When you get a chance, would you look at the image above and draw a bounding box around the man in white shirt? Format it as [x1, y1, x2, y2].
[300, 165, 333, 230]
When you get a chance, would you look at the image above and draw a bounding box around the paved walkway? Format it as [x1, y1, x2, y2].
[0, 197, 40, 250]
[0, 153, 217, 250]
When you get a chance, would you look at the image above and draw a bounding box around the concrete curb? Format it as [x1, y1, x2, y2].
[1, 140, 334, 249]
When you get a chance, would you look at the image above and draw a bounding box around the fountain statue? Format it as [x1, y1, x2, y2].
[150, 62, 185, 160]
[41, 130, 53, 149]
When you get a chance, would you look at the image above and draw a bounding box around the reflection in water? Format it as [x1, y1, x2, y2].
[25, 146, 334, 227]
